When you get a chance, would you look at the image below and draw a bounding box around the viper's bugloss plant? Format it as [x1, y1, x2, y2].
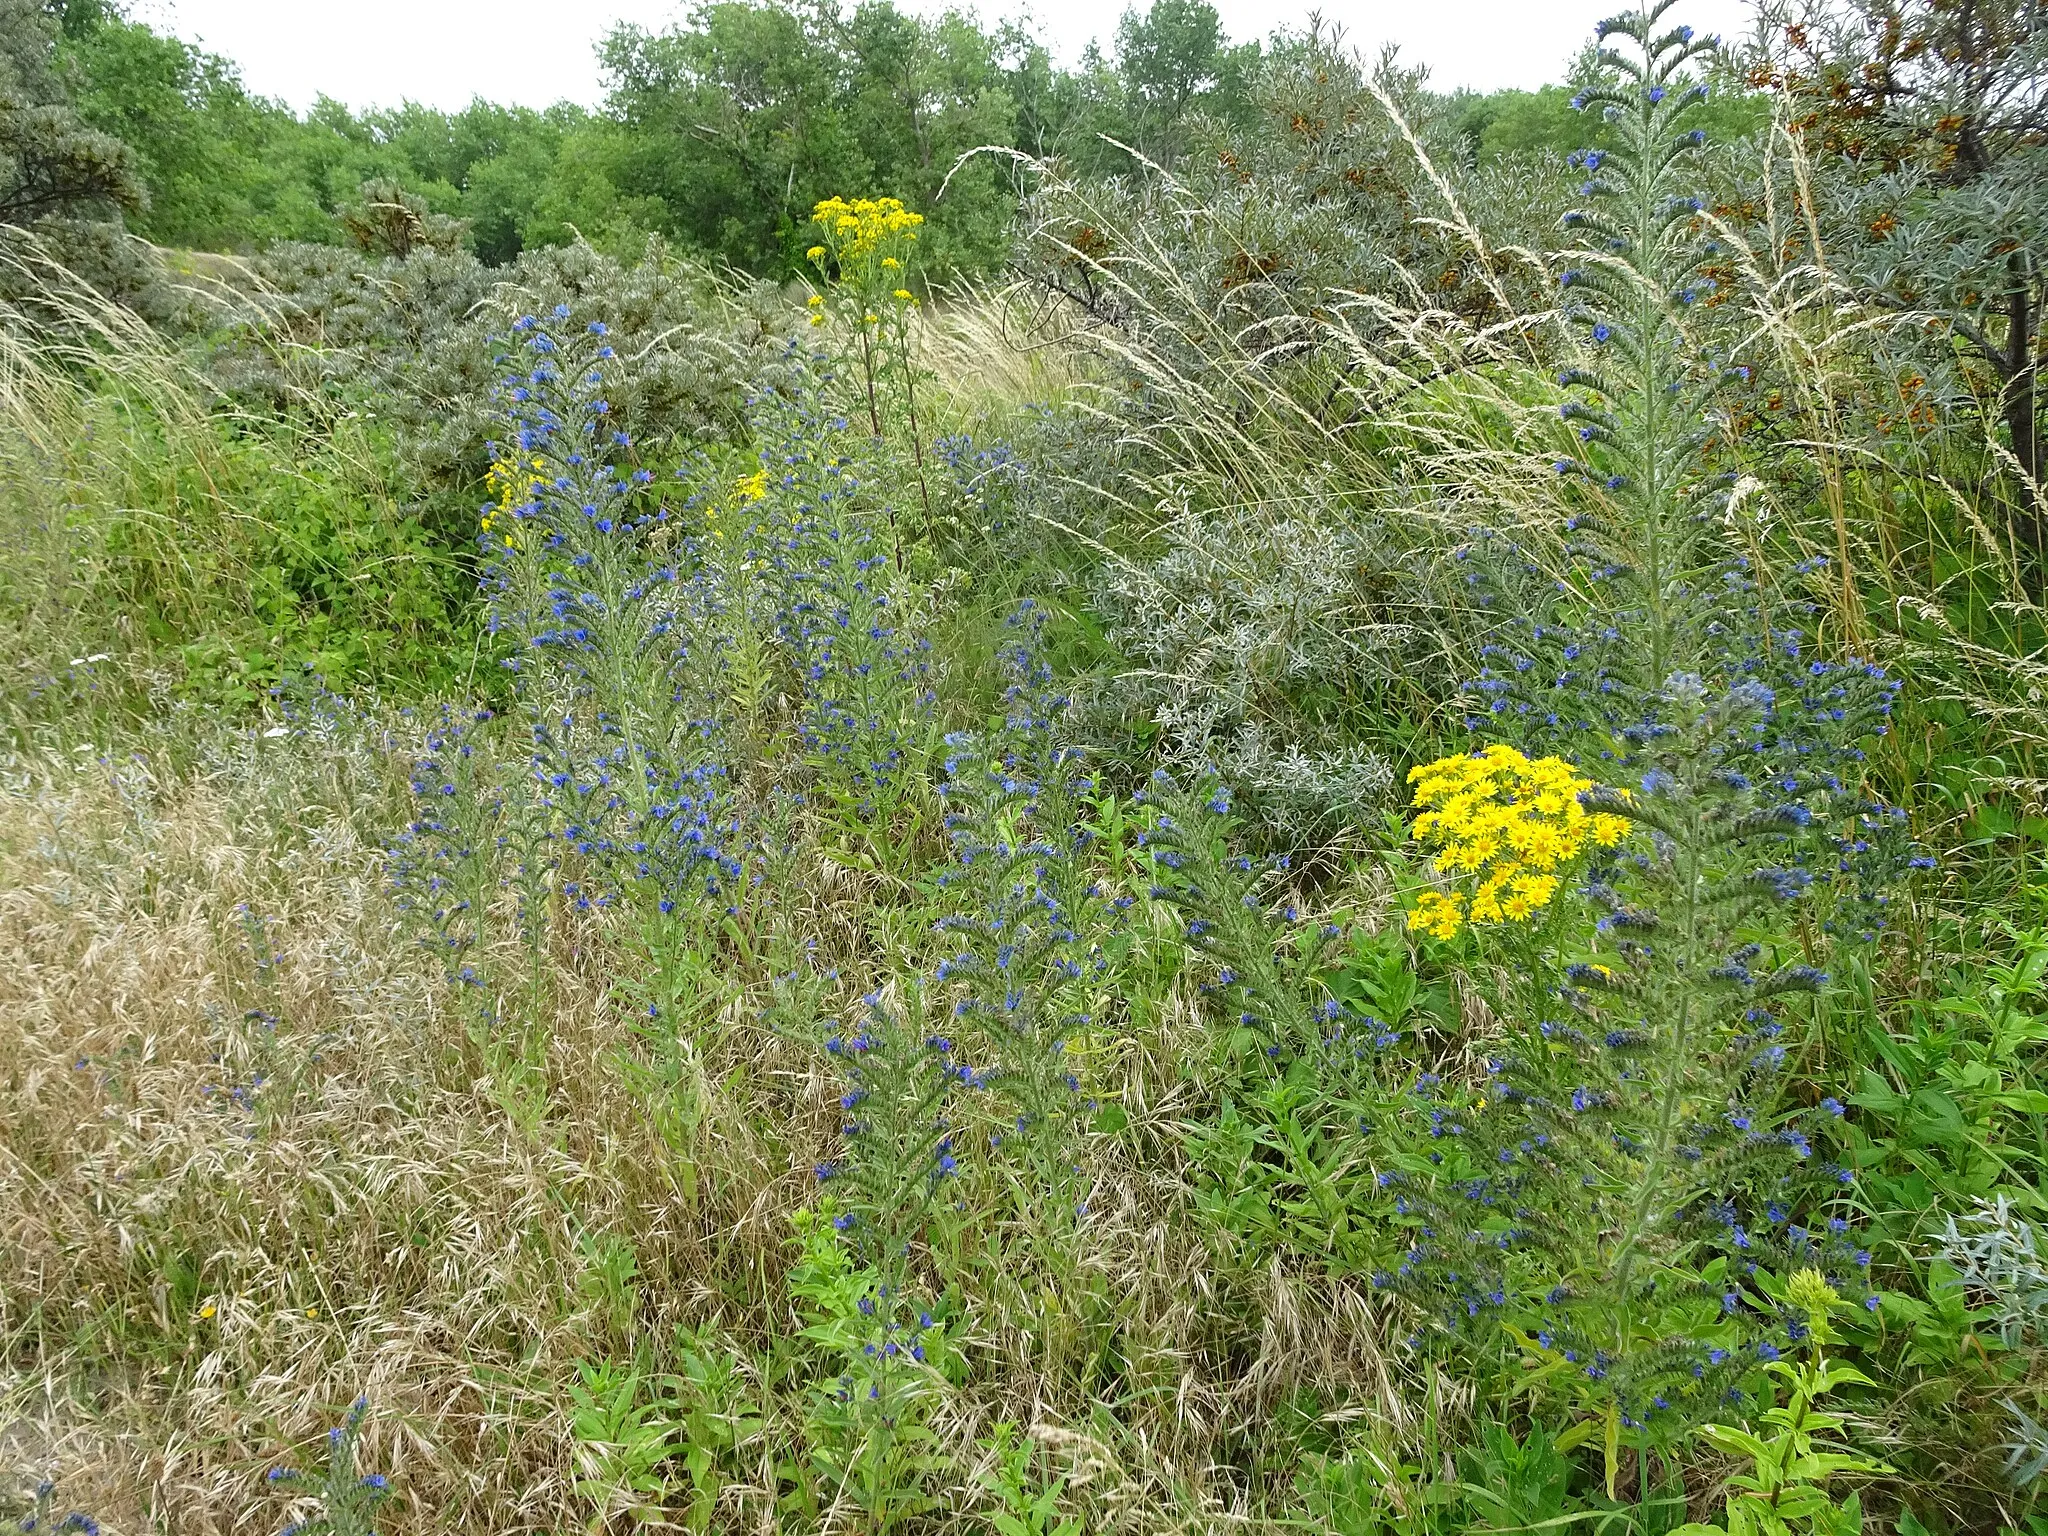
[749, 359, 935, 821]
[16, 1482, 98, 1535]
[388, 706, 517, 984]
[810, 986, 976, 1528]
[1473, 3, 1915, 943]
[485, 310, 680, 745]
[935, 603, 1117, 1229]
[263, 1398, 391, 1536]
[387, 703, 557, 1071]
[818, 987, 973, 1304]
[1140, 771, 1358, 1066]
[1379, 714, 1881, 1447]
[1139, 769, 1409, 1274]
[485, 308, 748, 920]
[1369, 2, 1915, 1466]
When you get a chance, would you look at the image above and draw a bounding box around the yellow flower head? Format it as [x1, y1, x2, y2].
[806, 245, 826, 261]
[733, 469, 768, 505]
[808, 195, 924, 273]
[893, 288, 914, 302]
[1404, 743, 1629, 939]
[806, 293, 823, 307]
[483, 452, 547, 547]
[1409, 889, 1467, 942]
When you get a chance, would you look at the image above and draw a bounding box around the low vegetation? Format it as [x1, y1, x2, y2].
[3, 0, 2047, 1533]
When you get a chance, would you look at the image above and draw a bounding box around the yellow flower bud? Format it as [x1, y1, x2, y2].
[1789, 1268, 1840, 1327]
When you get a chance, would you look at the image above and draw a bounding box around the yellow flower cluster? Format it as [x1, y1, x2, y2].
[482, 453, 547, 546]
[1406, 744, 1630, 940]
[700, 470, 769, 542]
[810, 196, 923, 260]
[805, 197, 924, 323]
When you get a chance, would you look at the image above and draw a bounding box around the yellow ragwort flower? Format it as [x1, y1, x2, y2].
[809, 195, 925, 264]
[1404, 743, 1629, 939]
[482, 452, 547, 548]
[733, 469, 768, 504]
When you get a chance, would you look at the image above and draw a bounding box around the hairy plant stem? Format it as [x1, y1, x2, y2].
[1609, 802, 1703, 1321]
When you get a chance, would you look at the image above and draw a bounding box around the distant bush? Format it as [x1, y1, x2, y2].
[212, 236, 798, 486]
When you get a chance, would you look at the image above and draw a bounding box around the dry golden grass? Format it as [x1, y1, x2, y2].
[0, 728, 817, 1532]
[0, 721, 1424, 1534]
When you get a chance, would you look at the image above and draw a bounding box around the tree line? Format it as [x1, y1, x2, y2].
[4, 0, 1677, 278]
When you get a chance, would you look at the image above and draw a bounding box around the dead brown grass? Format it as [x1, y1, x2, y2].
[0, 724, 1422, 1535]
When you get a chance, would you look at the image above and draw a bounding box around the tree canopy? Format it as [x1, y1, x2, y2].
[23, 0, 1781, 281]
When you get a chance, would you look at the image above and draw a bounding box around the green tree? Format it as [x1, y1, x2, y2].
[54, 4, 335, 247]
[603, 0, 860, 272]
[838, 3, 1025, 271]
[1113, 0, 1258, 169]
[601, 0, 1030, 276]
[362, 99, 640, 264]
[0, 0, 139, 224]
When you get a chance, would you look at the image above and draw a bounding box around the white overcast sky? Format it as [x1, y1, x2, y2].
[131, 0, 1757, 114]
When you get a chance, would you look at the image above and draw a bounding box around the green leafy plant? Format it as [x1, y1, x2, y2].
[664, 1330, 766, 1534]
[1671, 1273, 1889, 1536]
[566, 1361, 677, 1528]
[978, 1423, 1084, 1536]
[789, 1201, 952, 1534]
